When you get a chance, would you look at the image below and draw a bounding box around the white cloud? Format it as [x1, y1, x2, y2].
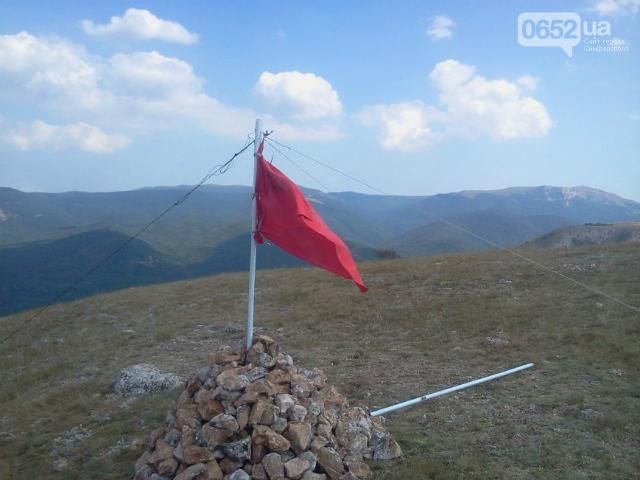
[357, 103, 443, 151]
[427, 16, 455, 41]
[430, 59, 551, 140]
[254, 71, 343, 120]
[358, 59, 551, 150]
[0, 31, 100, 108]
[0, 120, 131, 153]
[589, 0, 640, 16]
[0, 32, 341, 149]
[82, 8, 198, 44]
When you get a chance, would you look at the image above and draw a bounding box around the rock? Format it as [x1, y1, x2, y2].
[236, 405, 250, 430]
[289, 404, 308, 423]
[135, 450, 151, 473]
[210, 413, 239, 433]
[219, 457, 243, 475]
[252, 425, 291, 452]
[135, 339, 400, 480]
[275, 353, 293, 369]
[176, 405, 200, 430]
[157, 458, 179, 476]
[222, 437, 251, 462]
[249, 399, 270, 426]
[345, 460, 370, 478]
[227, 469, 251, 480]
[246, 367, 268, 383]
[302, 473, 327, 480]
[245, 379, 276, 396]
[251, 463, 268, 480]
[165, 428, 182, 447]
[186, 377, 202, 396]
[134, 464, 153, 480]
[182, 426, 198, 447]
[174, 463, 207, 480]
[195, 390, 225, 421]
[299, 451, 317, 472]
[260, 403, 280, 426]
[200, 461, 224, 480]
[209, 352, 242, 366]
[369, 422, 402, 460]
[148, 439, 174, 464]
[335, 407, 371, 453]
[271, 416, 288, 433]
[310, 436, 330, 452]
[199, 424, 232, 449]
[216, 369, 250, 391]
[317, 447, 344, 480]
[286, 422, 312, 452]
[285, 457, 311, 479]
[291, 374, 315, 398]
[113, 364, 182, 396]
[266, 369, 291, 385]
[213, 387, 242, 403]
[183, 446, 216, 465]
[261, 452, 284, 479]
[255, 334, 280, 356]
[149, 427, 166, 448]
[251, 443, 267, 464]
[254, 352, 277, 369]
[235, 390, 259, 406]
[338, 473, 358, 480]
[275, 394, 295, 414]
[318, 410, 338, 429]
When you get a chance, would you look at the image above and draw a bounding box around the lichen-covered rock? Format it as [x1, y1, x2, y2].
[285, 456, 311, 479]
[113, 364, 182, 396]
[134, 338, 401, 480]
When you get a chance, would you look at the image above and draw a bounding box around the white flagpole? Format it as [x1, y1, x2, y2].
[370, 363, 534, 416]
[246, 118, 262, 350]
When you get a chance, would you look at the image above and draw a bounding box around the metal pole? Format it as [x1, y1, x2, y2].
[246, 119, 262, 350]
[370, 363, 534, 417]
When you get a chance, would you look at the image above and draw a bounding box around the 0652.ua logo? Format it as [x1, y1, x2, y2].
[518, 12, 611, 57]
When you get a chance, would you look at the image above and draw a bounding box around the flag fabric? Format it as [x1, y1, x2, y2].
[253, 141, 367, 292]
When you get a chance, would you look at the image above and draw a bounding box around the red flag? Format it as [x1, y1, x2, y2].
[253, 142, 367, 292]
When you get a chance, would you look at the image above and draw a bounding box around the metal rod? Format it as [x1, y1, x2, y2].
[246, 119, 262, 350]
[370, 363, 534, 417]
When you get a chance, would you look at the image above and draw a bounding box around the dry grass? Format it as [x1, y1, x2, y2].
[0, 243, 639, 479]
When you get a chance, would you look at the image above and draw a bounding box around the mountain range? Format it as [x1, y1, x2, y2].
[1, 184, 639, 316]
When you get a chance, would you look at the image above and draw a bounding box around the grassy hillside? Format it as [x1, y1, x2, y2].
[1, 243, 638, 479]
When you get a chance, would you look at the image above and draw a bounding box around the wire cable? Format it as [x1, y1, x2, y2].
[266, 137, 640, 316]
[0, 140, 254, 347]
[266, 141, 332, 193]
[267, 137, 390, 196]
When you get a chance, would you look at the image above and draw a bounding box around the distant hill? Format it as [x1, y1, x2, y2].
[2, 185, 639, 260]
[0, 229, 180, 315]
[0, 229, 380, 316]
[337, 185, 640, 234]
[524, 222, 640, 249]
[2, 184, 640, 315]
[387, 211, 571, 256]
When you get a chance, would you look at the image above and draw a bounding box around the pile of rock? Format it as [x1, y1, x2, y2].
[134, 335, 401, 480]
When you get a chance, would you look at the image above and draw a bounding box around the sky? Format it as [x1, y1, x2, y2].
[0, 0, 639, 200]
